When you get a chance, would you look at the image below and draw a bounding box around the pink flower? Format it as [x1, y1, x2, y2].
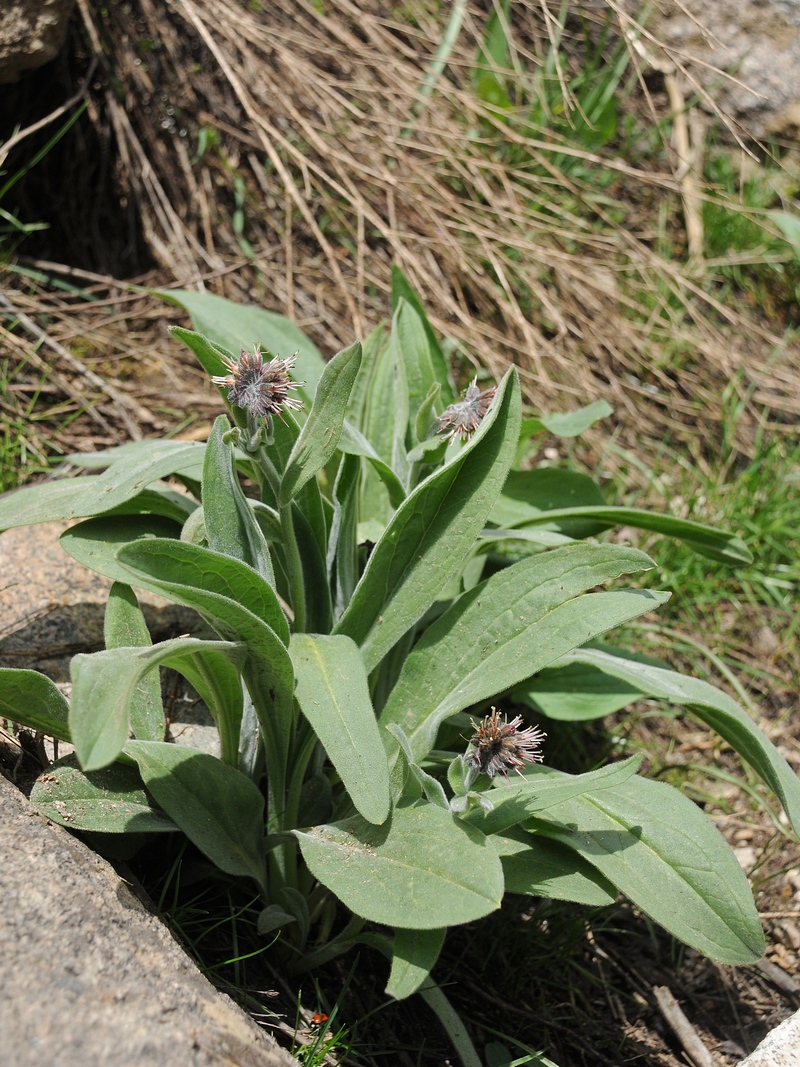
[212, 345, 303, 420]
[466, 709, 546, 779]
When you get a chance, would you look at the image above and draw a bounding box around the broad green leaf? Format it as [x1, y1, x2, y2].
[327, 453, 361, 619]
[380, 543, 665, 761]
[361, 319, 409, 518]
[519, 399, 613, 441]
[118, 538, 290, 645]
[491, 471, 751, 564]
[30, 756, 176, 833]
[126, 739, 267, 890]
[494, 830, 617, 905]
[338, 421, 406, 508]
[203, 415, 274, 584]
[0, 669, 70, 742]
[280, 341, 362, 504]
[545, 646, 800, 833]
[387, 927, 446, 1000]
[345, 322, 390, 433]
[773, 210, 800, 258]
[335, 368, 521, 672]
[392, 300, 442, 434]
[116, 539, 295, 798]
[390, 267, 453, 403]
[534, 772, 765, 964]
[0, 440, 206, 531]
[290, 634, 391, 825]
[70, 638, 246, 770]
[292, 501, 333, 634]
[104, 583, 164, 742]
[160, 289, 325, 402]
[60, 514, 186, 584]
[173, 644, 245, 768]
[490, 468, 605, 533]
[295, 803, 503, 928]
[466, 757, 641, 836]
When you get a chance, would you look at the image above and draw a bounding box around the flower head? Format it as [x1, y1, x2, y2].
[436, 378, 497, 444]
[466, 708, 546, 780]
[211, 345, 303, 420]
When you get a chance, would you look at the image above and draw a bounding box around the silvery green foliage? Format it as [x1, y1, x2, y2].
[2, 270, 793, 1009]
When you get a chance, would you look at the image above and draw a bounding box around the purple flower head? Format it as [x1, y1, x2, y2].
[436, 378, 497, 444]
[211, 345, 304, 421]
[466, 709, 546, 780]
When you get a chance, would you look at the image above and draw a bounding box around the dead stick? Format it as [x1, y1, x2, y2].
[653, 985, 716, 1067]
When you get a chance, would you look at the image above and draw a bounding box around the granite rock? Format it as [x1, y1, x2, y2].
[0, 0, 75, 83]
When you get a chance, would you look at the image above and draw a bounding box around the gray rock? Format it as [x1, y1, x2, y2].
[651, 0, 800, 141]
[737, 1008, 800, 1065]
[0, 0, 76, 84]
[0, 774, 297, 1067]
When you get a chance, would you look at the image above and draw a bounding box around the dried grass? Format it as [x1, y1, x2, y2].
[3, 0, 799, 461]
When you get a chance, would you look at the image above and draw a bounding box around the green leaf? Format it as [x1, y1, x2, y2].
[0, 440, 205, 531]
[338, 421, 406, 509]
[545, 646, 800, 833]
[467, 757, 641, 837]
[335, 368, 521, 672]
[280, 341, 362, 504]
[387, 927, 446, 1000]
[60, 514, 184, 584]
[346, 322, 390, 433]
[391, 300, 443, 434]
[104, 583, 165, 742]
[534, 772, 765, 964]
[30, 756, 176, 833]
[295, 803, 503, 928]
[126, 739, 267, 889]
[519, 399, 613, 440]
[490, 468, 605, 533]
[0, 669, 71, 742]
[70, 638, 246, 771]
[203, 415, 274, 585]
[494, 830, 617, 905]
[773, 211, 800, 258]
[328, 453, 361, 619]
[380, 543, 665, 761]
[161, 290, 326, 402]
[116, 539, 295, 797]
[491, 471, 751, 563]
[390, 267, 453, 403]
[290, 635, 391, 826]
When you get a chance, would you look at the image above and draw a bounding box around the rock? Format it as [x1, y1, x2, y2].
[0, 0, 76, 84]
[0, 521, 201, 681]
[642, 0, 800, 141]
[736, 1008, 800, 1066]
[0, 520, 219, 756]
[0, 775, 296, 1067]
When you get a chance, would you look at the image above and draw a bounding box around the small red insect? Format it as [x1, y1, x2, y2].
[311, 1012, 329, 1026]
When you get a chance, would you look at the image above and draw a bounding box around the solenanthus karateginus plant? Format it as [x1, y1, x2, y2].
[3, 269, 799, 1020]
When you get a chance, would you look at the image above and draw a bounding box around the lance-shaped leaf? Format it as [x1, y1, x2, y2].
[126, 739, 268, 891]
[115, 539, 295, 799]
[387, 927, 446, 1000]
[537, 646, 800, 834]
[391, 300, 443, 436]
[327, 453, 361, 619]
[335, 369, 521, 671]
[493, 829, 617, 905]
[60, 514, 184, 583]
[163, 290, 325, 402]
[203, 415, 274, 585]
[0, 669, 71, 742]
[338, 421, 406, 509]
[533, 772, 766, 965]
[295, 803, 503, 929]
[519, 399, 613, 441]
[465, 757, 641, 836]
[30, 756, 177, 833]
[0, 440, 206, 532]
[70, 638, 246, 771]
[380, 543, 665, 761]
[104, 582, 164, 743]
[280, 341, 362, 504]
[390, 266, 453, 403]
[490, 470, 751, 564]
[290, 635, 391, 826]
